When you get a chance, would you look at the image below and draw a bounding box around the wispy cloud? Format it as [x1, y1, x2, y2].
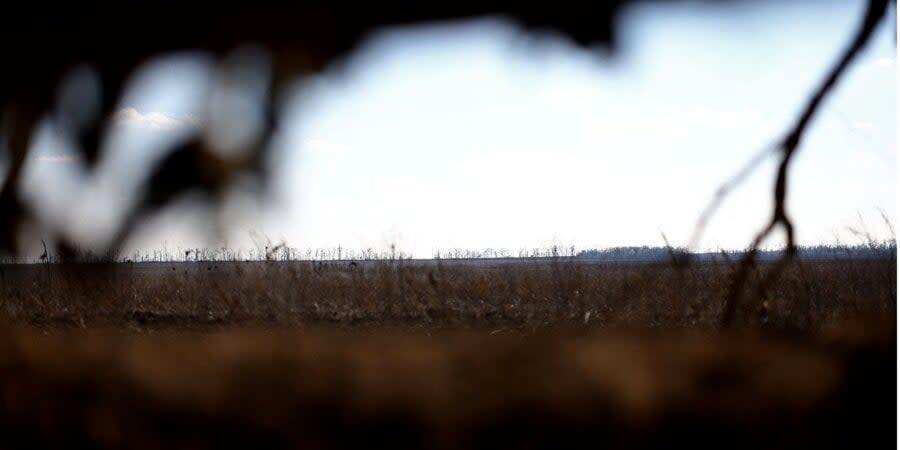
[538, 88, 593, 113]
[36, 154, 76, 163]
[112, 107, 202, 130]
[303, 138, 344, 153]
[667, 109, 752, 129]
[594, 108, 756, 138]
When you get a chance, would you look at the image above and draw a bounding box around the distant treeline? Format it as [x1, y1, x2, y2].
[1, 241, 894, 264]
[575, 243, 896, 263]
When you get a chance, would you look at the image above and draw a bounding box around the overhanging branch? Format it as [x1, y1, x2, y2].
[719, 0, 891, 329]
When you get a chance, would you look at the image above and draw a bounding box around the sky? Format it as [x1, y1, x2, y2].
[18, 0, 898, 258]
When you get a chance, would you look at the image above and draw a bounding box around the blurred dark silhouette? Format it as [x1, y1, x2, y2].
[0, 0, 631, 257]
[0, 1, 892, 310]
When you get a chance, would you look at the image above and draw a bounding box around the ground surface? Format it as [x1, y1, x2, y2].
[0, 258, 894, 449]
[0, 320, 893, 449]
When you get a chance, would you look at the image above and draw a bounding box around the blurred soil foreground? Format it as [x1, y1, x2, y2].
[0, 319, 892, 449]
[0, 258, 893, 449]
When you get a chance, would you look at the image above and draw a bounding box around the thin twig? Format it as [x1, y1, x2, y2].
[719, 0, 890, 329]
[689, 143, 777, 250]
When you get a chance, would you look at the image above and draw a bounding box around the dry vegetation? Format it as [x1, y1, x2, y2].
[0, 256, 893, 331]
[0, 254, 894, 449]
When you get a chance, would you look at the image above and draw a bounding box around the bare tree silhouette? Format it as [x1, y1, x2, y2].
[699, 0, 891, 328]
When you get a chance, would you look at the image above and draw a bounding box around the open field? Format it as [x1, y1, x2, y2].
[0, 257, 894, 330]
[0, 256, 894, 449]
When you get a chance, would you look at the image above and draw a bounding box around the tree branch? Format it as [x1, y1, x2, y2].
[719, 0, 890, 329]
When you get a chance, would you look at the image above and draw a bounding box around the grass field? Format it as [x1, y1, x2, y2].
[0, 256, 893, 330]
[0, 254, 894, 449]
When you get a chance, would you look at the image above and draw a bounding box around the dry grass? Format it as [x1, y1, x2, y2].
[0, 257, 893, 331]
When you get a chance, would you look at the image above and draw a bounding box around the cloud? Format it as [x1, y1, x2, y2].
[303, 138, 344, 153]
[668, 109, 752, 129]
[594, 108, 755, 139]
[874, 57, 895, 67]
[36, 154, 76, 163]
[853, 122, 875, 130]
[538, 88, 592, 112]
[112, 107, 201, 130]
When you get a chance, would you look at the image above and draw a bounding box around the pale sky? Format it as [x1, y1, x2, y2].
[19, 0, 898, 258]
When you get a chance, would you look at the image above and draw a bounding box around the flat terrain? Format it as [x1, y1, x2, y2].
[0, 257, 894, 449]
[0, 257, 893, 329]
